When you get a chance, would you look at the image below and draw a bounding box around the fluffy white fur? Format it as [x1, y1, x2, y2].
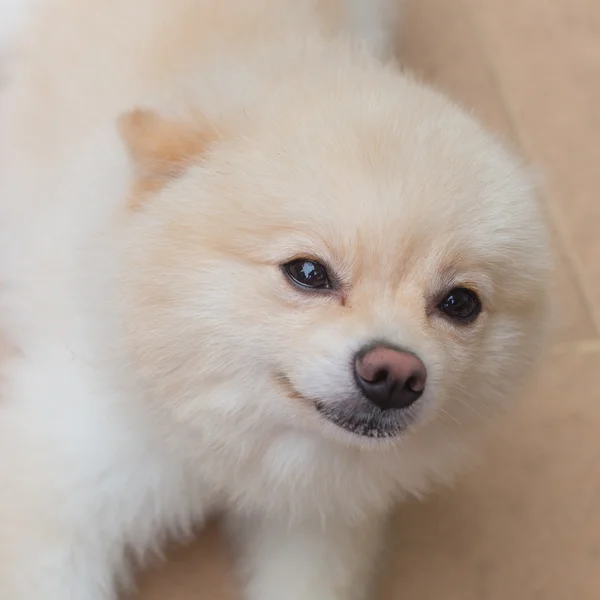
[0, 0, 551, 599]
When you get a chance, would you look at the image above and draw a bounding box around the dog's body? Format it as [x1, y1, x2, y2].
[0, 1, 550, 599]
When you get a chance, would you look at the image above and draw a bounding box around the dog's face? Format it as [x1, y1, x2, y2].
[118, 75, 550, 451]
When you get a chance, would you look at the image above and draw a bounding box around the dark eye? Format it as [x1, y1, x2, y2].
[439, 287, 481, 323]
[283, 259, 331, 290]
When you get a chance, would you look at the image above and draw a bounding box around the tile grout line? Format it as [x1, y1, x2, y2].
[459, 0, 600, 336]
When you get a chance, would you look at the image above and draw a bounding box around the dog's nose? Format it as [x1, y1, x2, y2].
[354, 345, 427, 410]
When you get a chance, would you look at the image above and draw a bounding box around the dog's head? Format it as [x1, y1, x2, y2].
[116, 69, 551, 457]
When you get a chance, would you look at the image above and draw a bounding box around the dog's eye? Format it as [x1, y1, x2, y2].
[439, 287, 481, 323]
[283, 259, 331, 290]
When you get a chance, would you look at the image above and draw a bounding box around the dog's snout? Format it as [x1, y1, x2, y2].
[354, 345, 427, 410]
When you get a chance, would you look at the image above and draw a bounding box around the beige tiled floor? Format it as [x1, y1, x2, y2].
[133, 1, 600, 598]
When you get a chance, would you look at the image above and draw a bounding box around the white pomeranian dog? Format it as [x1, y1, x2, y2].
[0, 0, 551, 598]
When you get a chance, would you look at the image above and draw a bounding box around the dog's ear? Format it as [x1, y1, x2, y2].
[119, 109, 217, 208]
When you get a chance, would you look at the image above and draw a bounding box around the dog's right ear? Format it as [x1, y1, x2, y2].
[119, 108, 218, 208]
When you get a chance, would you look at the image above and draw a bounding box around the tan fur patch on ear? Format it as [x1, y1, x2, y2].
[119, 109, 216, 209]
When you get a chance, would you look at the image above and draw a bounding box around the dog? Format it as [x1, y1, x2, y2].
[0, 0, 551, 598]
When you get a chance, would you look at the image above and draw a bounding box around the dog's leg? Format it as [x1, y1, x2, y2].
[0, 529, 121, 600]
[0, 437, 124, 598]
[229, 512, 385, 600]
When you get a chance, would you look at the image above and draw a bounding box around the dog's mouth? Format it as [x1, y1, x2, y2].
[274, 373, 416, 439]
[313, 401, 415, 438]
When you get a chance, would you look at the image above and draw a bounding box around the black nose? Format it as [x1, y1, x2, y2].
[354, 345, 427, 410]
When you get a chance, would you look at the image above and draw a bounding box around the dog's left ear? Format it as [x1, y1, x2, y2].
[119, 108, 217, 208]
